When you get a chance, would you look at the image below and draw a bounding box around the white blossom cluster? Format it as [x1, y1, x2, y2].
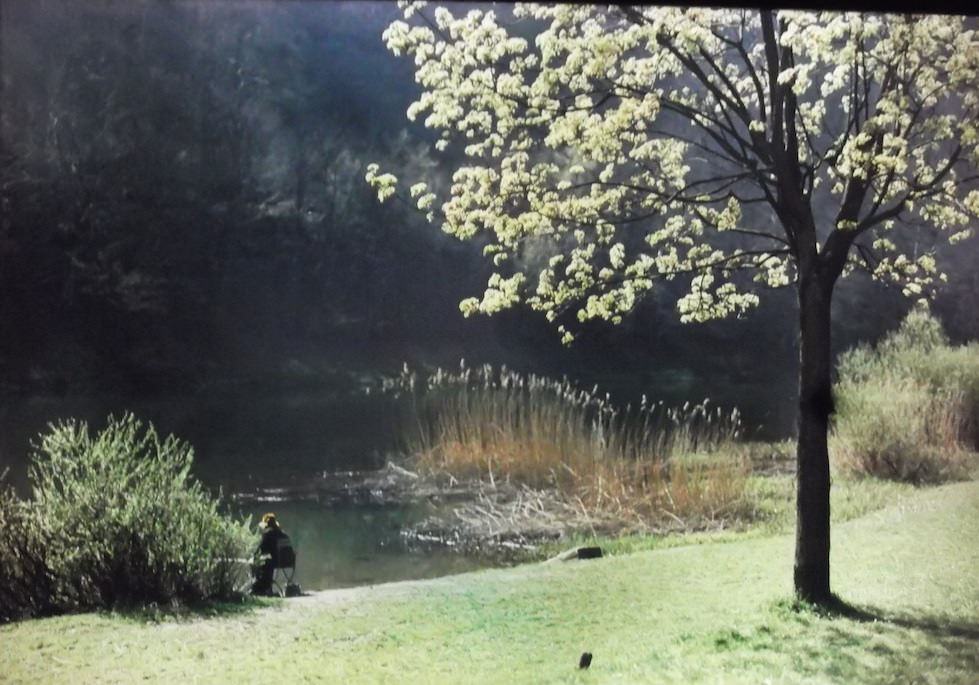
[364, 163, 398, 203]
[367, 5, 979, 340]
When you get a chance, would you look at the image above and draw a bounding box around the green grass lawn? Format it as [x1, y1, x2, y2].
[2, 479, 977, 684]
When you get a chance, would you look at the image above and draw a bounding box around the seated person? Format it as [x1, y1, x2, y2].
[251, 512, 293, 596]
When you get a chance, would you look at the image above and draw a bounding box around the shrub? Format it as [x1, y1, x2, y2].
[386, 362, 749, 528]
[832, 308, 978, 483]
[0, 478, 54, 622]
[22, 414, 254, 612]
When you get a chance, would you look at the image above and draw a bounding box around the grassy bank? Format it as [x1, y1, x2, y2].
[536, 471, 919, 559]
[2, 478, 977, 684]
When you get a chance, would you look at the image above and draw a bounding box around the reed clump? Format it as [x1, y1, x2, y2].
[832, 307, 979, 484]
[385, 362, 749, 530]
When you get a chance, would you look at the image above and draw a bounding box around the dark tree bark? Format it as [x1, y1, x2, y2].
[794, 265, 835, 603]
[759, 6, 842, 603]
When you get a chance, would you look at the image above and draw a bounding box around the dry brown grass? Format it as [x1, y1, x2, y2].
[832, 377, 973, 484]
[386, 362, 750, 529]
[831, 310, 979, 484]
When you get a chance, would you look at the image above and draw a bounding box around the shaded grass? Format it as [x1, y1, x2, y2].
[102, 594, 274, 625]
[2, 479, 976, 684]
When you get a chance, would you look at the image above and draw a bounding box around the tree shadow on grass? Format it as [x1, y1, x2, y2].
[786, 593, 979, 641]
[770, 594, 979, 682]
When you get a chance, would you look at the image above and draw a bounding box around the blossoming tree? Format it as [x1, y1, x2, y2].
[367, 3, 979, 603]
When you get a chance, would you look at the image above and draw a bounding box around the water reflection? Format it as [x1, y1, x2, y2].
[0, 390, 403, 493]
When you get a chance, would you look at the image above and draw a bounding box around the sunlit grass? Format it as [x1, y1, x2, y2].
[2, 479, 976, 684]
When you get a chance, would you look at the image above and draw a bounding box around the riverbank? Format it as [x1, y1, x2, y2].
[230, 446, 920, 565]
[3, 478, 976, 684]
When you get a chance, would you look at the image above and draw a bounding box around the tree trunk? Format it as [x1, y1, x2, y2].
[795, 270, 834, 604]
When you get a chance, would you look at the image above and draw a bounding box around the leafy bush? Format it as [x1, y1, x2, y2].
[2, 414, 255, 618]
[832, 308, 979, 483]
[0, 479, 54, 622]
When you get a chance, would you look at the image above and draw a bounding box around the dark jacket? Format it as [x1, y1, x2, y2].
[258, 526, 290, 563]
[251, 526, 293, 595]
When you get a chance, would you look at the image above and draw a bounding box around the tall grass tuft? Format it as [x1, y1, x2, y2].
[385, 362, 749, 528]
[832, 307, 979, 483]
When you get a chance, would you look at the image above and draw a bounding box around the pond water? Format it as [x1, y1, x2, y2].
[231, 499, 494, 590]
[0, 375, 794, 591]
[0, 390, 402, 493]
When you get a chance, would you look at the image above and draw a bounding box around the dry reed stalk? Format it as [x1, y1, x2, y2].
[386, 362, 750, 529]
